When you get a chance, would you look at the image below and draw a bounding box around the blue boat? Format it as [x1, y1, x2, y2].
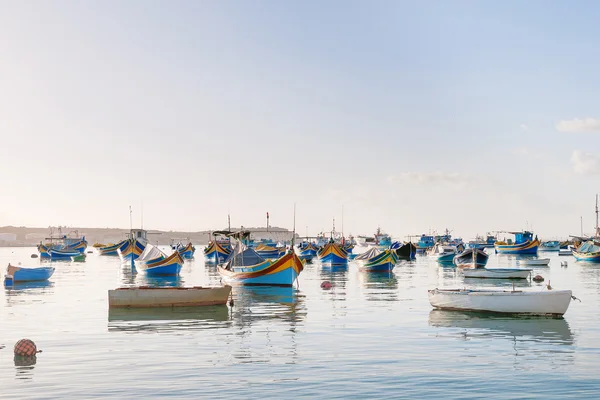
[172, 242, 195, 259]
[97, 240, 127, 256]
[218, 244, 303, 287]
[317, 243, 349, 266]
[539, 241, 561, 251]
[355, 248, 397, 272]
[255, 243, 283, 259]
[573, 241, 600, 263]
[427, 243, 457, 264]
[415, 234, 435, 252]
[4, 264, 55, 285]
[135, 244, 183, 276]
[48, 248, 82, 260]
[298, 242, 318, 262]
[494, 231, 539, 255]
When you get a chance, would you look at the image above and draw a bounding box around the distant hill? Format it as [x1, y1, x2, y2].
[0, 226, 298, 247]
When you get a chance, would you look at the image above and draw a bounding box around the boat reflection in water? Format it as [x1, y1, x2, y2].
[108, 305, 230, 333]
[5, 281, 54, 306]
[229, 285, 306, 364]
[429, 310, 574, 345]
[357, 271, 398, 302]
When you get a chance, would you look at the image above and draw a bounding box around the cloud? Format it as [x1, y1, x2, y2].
[556, 118, 600, 133]
[519, 124, 530, 132]
[571, 150, 600, 175]
[387, 172, 471, 185]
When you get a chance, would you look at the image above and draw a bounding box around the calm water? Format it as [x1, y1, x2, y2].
[2, 247, 600, 399]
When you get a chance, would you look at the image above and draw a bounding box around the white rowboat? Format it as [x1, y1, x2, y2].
[108, 285, 232, 308]
[463, 268, 532, 279]
[517, 258, 550, 266]
[428, 288, 573, 316]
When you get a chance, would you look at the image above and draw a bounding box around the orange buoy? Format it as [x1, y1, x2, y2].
[532, 275, 544, 282]
[14, 339, 39, 357]
[320, 281, 333, 290]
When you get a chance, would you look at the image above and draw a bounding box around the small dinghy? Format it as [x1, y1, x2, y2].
[559, 248, 573, 256]
[428, 287, 574, 316]
[463, 268, 531, 279]
[453, 248, 489, 268]
[517, 258, 550, 266]
[4, 264, 55, 284]
[108, 285, 232, 308]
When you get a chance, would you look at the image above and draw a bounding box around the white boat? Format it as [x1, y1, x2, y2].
[428, 288, 573, 316]
[463, 268, 532, 279]
[517, 258, 550, 266]
[559, 249, 573, 256]
[108, 285, 232, 308]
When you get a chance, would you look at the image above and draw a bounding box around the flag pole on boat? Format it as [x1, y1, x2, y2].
[129, 206, 134, 271]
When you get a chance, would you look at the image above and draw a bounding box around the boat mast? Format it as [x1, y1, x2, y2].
[596, 194, 599, 238]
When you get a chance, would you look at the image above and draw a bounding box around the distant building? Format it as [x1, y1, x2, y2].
[26, 233, 47, 240]
[0, 233, 17, 242]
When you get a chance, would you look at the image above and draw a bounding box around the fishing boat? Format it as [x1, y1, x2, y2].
[117, 229, 148, 263]
[4, 264, 55, 284]
[255, 243, 283, 259]
[390, 241, 417, 260]
[517, 258, 550, 266]
[317, 242, 349, 266]
[463, 268, 532, 279]
[415, 234, 435, 253]
[572, 241, 600, 263]
[453, 248, 489, 268]
[467, 233, 497, 249]
[204, 231, 232, 263]
[108, 285, 232, 308]
[559, 247, 573, 256]
[172, 241, 195, 259]
[354, 248, 397, 272]
[217, 244, 303, 286]
[47, 247, 82, 260]
[134, 243, 183, 276]
[97, 240, 127, 256]
[427, 243, 457, 264]
[37, 228, 88, 258]
[428, 287, 574, 316]
[539, 241, 561, 251]
[494, 231, 540, 255]
[298, 242, 319, 262]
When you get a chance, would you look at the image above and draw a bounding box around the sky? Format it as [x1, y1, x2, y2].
[1, 0, 600, 240]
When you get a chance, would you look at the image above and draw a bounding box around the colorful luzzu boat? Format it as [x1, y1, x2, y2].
[426, 243, 457, 264]
[135, 244, 183, 276]
[118, 237, 147, 263]
[173, 242, 195, 259]
[97, 240, 127, 256]
[298, 242, 319, 262]
[317, 243, 349, 266]
[218, 245, 303, 286]
[572, 241, 600, 263]
[255, 243, 283, 259]
[494, 231, 539, 255]
[355, 248, 397, 272]
[4, 264, 55, 285]
[204, 240, 232, 263]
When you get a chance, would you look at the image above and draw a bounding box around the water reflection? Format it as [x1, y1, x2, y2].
[358, 271, 398, 302]
[108, 305, 231, 333]
[429, 310, 574, 345]
[14, 356, 36, 380]
[229, 286, 305, 363]
[5, 281, 54, 306]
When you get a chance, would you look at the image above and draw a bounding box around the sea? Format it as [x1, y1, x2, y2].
[2, 246, 600, 399]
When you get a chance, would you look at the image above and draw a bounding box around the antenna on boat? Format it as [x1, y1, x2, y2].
[141, 200, 144, 230]
[594, 194, 600, 239]
[292, 203, 296, 249]
[129, 206, 132, 236]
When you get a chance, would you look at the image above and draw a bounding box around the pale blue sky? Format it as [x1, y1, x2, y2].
[1, 1, 599, 239]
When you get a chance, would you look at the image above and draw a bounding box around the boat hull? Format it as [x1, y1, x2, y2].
[204, 242, 231, 263]
[5, 266, 55, 283]
[428, 289, 572, 316]
[117, 239, 147, 263]
[463, 268, 531, 279]
[49, 249, 81, 260]
[517, 258, 550, 266]
[359, 250, 397, 272]
[453, 249, 489, 268]
[573, 251, 600, 263]
[495, 240, 539, 255]
[317, 243, 349, 266]
[136, 252, 183, 276]
[218, 252, 303, 287]
[108, 285, 232, 308]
